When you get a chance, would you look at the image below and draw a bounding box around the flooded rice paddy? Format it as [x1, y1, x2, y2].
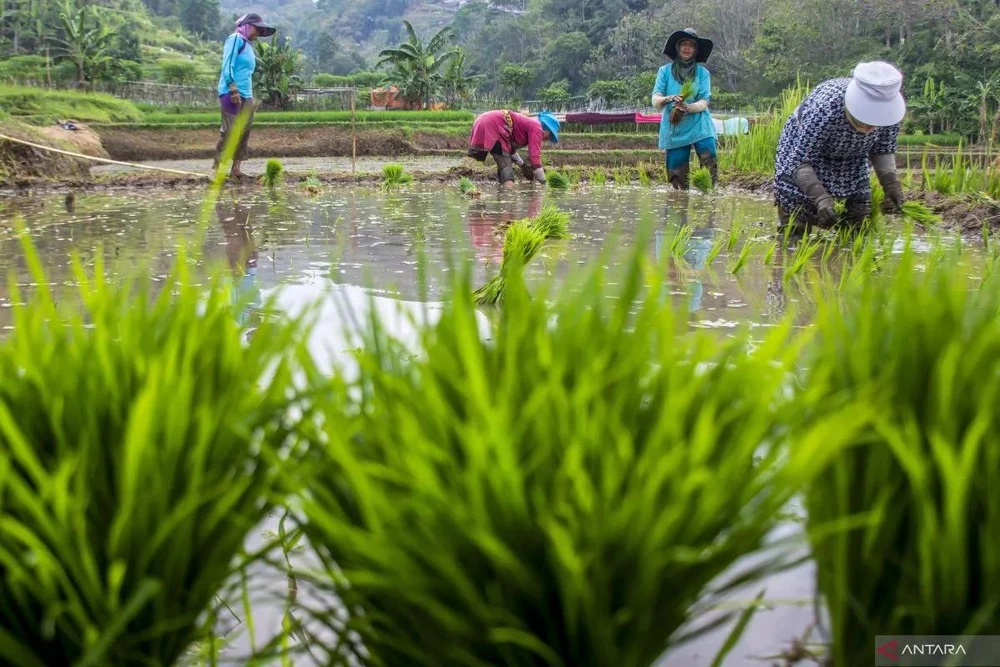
[0, 182, 980, 665]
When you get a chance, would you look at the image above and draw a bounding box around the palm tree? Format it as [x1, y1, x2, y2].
[377, 21, 457, 109]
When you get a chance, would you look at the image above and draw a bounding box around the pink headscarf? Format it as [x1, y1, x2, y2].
[236, 17, 254, 40]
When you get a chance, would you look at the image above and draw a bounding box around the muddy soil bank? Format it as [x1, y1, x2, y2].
[0, 121, 105, 186]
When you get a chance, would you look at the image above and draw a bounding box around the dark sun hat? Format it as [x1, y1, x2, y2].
[237, 13, 276, 37]
[663, 28, 713, 63]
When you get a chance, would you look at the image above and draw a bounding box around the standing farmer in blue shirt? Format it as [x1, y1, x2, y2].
[213, 13, 276, 180]
[651, 29, 718, 190]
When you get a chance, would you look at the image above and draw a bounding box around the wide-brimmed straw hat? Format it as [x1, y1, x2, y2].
[844, 61, 906, 127]
[663, 28, 713, 63]
[237, 13, 276, 37]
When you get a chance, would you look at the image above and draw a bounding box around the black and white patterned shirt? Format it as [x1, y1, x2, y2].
[774, 78, 899, 211]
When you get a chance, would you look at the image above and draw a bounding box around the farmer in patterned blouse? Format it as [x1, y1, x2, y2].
[467, 110, 560, 187]
[774, 61, 907, 232]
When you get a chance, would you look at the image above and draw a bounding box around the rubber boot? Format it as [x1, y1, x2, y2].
[698, 151, 719, 187]
[668, 162, 689, 191]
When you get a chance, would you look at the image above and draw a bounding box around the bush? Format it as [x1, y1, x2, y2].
[158, 59, 201, 86]
[294, 243, 803, 667]
[0, 85, 143, 124]
[0, 55, 48, 82]
[0, 236, 305, 665]
[313, 70, 384, 88]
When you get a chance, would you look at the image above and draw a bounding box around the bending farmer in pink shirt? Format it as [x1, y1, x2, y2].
[467, 110, 560, 187]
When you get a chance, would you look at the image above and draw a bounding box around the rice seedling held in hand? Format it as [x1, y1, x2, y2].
[900, 201, 942, 225]
[0, 234, 306, 666]
[546, 170, 571, 189]
[458, 177, 481, 198]
[381, 163, 413, 191]
[669, 79, 697, 125]
[526, 205, 571, 240]
[293, 237, 809, 667]
[791, 245, 1000, 667]
[261, 158, 284, 187]
[691, 167, 714, 193]
[473, 220, 547, 305]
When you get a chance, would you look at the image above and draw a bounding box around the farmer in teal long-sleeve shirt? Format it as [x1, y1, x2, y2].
[651, 28, 718, 190]
[213, 13, 275, 180]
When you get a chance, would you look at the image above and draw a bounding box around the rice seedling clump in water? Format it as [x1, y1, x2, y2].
[262, 158, 284, 187]
[691, 167, 713, 193]
[473, 220, 546, 305]
[792, 246, 1000, 667]
[381, 163, 412, 190]
[295, 239, 808, 667]
[458, 177, 480, 197]
[527, 205, 570, 239]
[547, 170, 570, 189]
[0, 236, 304, 666]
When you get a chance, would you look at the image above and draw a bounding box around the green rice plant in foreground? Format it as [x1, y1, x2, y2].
[792, 246, 1000, 667]
[473, 220, 546, 305]
[0, 235, 304, 666]
[546, 170, 571, 189]
[636, 162, 652, 186]
[588, 167, 607, 185]
[381, 162, 412, 190]
[294, 244, 816, 667]
[691, 167, 713, 193]
[262, 158, 285, 187]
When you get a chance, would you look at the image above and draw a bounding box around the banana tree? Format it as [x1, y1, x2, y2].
[50, 0, 113, 86]
[253, 35, 303, 110]
[377, 20, 458, 109]
[442, 50, 482, 108]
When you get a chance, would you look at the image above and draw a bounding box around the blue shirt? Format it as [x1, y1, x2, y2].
[217, 34, 256, 99]
[652, 64, 716, 151]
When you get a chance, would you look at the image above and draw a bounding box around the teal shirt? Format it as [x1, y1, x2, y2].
[652, 64, 716, 150]
[217, 34, 256, 99]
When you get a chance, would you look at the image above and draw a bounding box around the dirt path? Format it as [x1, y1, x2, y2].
[91, 155, 462, 177]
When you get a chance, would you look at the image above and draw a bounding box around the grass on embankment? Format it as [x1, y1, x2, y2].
[0, 86, 143, 125]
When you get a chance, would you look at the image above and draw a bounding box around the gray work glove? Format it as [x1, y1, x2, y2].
[871, 153, 904, 213]
[794, 164, 837, 227]
[533, 167, 546, 184]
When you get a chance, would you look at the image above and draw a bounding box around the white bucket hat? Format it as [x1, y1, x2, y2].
[844, 61, 907, 127]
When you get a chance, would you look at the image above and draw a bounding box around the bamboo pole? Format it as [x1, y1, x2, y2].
[351, 87, 357, 175]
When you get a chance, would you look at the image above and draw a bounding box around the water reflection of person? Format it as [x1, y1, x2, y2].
[216, 200, 262, 332]
[466, 190, 544, 262]
[654, 192, 715, 313]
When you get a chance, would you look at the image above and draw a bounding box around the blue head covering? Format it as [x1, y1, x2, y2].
[537, 111, 560, 143]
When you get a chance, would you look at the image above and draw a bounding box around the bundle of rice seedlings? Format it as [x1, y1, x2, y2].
[473, 220, 546, 305]
[901, 200, 941, 225]
[0, 234, 304, 665]
[261, 158, 284, 187]
[458, 177, 480, 198]
[793, 245, 1000, 667]
[527, 205, 570, 240]
[589, 168, 607, 185]
[293, 236, 810, 667]
[301, 171, 322, 195]
[546, 170, 570, 189]
[691, 166, 713, 193]
[381, 163, 412, 190]
[669, 79, 697, 124]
